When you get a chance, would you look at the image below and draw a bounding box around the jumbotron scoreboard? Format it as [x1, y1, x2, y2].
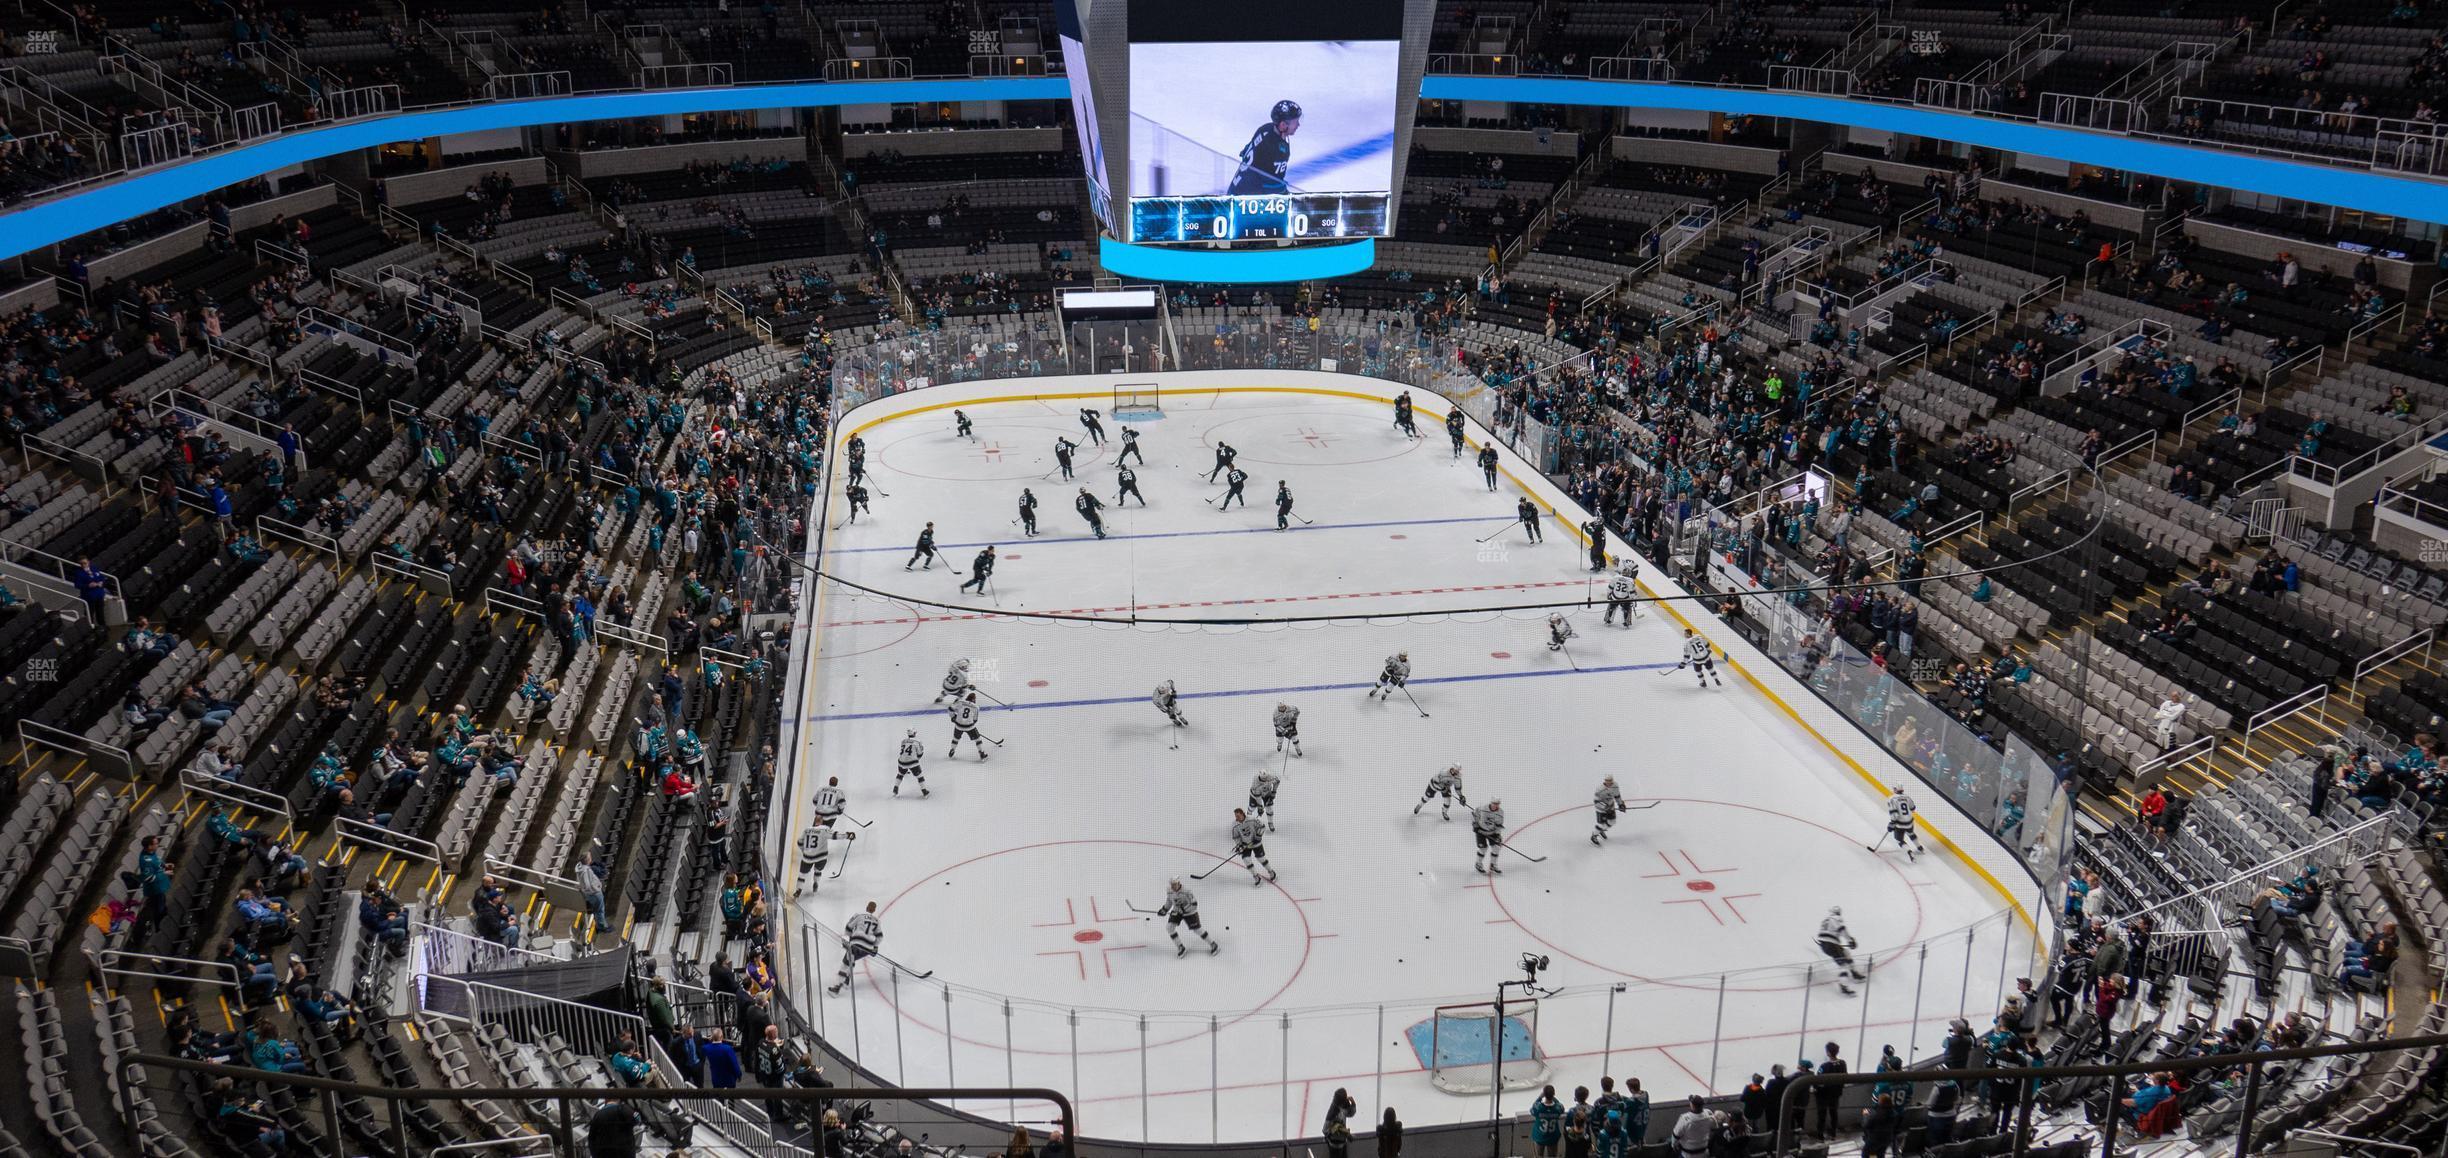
[1065, 0, 1430, 247]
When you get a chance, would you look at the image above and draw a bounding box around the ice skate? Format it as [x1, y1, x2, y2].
[1176, 941, 1188, 957]
[920, 785, 930, 797]
[1208, 939, 1220, 955]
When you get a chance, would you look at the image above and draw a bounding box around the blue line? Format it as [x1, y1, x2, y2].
[826, 513, 1510, 555]
[803, 661, 1683, 722]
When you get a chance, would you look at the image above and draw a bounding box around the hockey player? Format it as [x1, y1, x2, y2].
[1592, 776, 1625, 844]
[1547, 613, 1577, 652]
[1679, 628, 1723, 688]
[1053, 436, 1078, 481]
[1248, 768, 1280, 831]
[1393, 391, 1418, 438]
[1116, 464, 1146, 507]
[1478, 444, 1501, 491]
[1582, 519, 1609, 571]
[845, 481, 872, 523]
[827, 901, 883, 994]
[1157, 879, 1218, 956]
[845, 433, 867, 473]
[905, 521, 938, 570]
[795, 819, 855, 896]
[1017, 489, 1039, 537]
[1516, 496, 1543, 543]
[1272, 701, 1302, 758]
[1220, 467, 1250, 510]
[1153, 680, 1189, 730]
[1229, 100, 1300, 196]
[893, 729, 928, 796]
[958, 545, 996, 594]
[1368, 652, 1411, 702]
[1603, 561, 1642, 626]
[1274, 481, 1295, 531]
[1206, 440, 1239, 483]
[934, 658, 973, 704]
[954, 409, 976, 439]
[1117, 425, 1144, 466]
[1883, 786, 1923, 861]
[1079, 407, 1107, 446]
[1414, 764, 1467, 818]
[1471, 799, 1508, 874]
[947, 691, 990, 760]
[1817, 906, 1866, 994]
[1231, 807, 1276, 884]
[1075, 488, 1109, 539]
[1447, 409, 1467, 458]
[813, 775, 847, 828]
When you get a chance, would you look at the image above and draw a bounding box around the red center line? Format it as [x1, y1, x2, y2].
[823, 579, 1593, 627]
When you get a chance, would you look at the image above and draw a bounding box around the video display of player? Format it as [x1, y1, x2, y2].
[1126, 39, 1400, 243]
[1055, 0, 1111, 231]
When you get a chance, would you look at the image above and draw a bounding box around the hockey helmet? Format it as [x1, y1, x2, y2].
[1619, 561, 1638, 575]
[953, 658, 972, 670]
[1169, 878, 1183, 890]
[905, 729, 917, 737]
[1270, 99, 1303, 124]
[1828, 905, 1842, 917]
[1397, 651, 1409, 660]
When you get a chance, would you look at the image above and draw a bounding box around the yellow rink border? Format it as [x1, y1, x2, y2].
[786, 383, 2040, 953]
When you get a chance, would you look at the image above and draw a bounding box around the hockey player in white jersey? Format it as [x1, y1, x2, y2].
[1882, 786, 1922, 860]
[1272, 702, 1302, 757]
[933, 658, 973, 704]
[893, 730, 928, 797]
[1592, 775, 1625, 845]
[1231, 807, 1277, 884]
[1248, 768, 1281, 832]
[794, 819, 856, 897]
[1471, 800, 1508, 874]
[1603, 562, 1643, 626]
[812, 776, 847, 827]
[1367, 652, 1412, 701]
[827, 901, 884, 994]
[1413, 765, 1468, 819]
[1157, 879, 1219, 955]
[1679, 628, 1723, 687]
[1153, 680, 1189, 730]
[1818, 907, 1867, 994]
[947, 690, 990, 760]
[1547, 613, 1576, 652]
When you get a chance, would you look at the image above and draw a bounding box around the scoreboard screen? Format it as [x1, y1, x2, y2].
[1129, 193, 1393, 243]
[1123, 0, 1404, 245]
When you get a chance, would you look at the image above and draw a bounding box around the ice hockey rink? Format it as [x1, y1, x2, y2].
[778, 375, 2040, 1144]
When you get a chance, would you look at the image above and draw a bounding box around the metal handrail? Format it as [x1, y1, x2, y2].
[92, 948, 241, 990]
[177, 767, 295, 825]
[2239, 682, 2331, 761]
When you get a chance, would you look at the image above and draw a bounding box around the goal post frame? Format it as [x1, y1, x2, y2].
[1111, 382, 1162, 414]
[1419, 999, 1551, 1096]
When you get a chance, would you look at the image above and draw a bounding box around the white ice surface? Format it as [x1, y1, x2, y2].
[787, 390, 2033, 1143]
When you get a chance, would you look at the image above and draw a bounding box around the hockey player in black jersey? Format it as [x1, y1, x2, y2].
[954, 409, 975, 439]
[1478, 445, 1500, 491]
[959, 545, 996, 594]
[1583, 518, 1609, 571]
[1392, 391, 1418, 438]
[1219, 467, 1250, 510]
[1079, 407, 1106, 446]
[1207, 440, 1238, 483]
[1054, 436, 1078, 480]
[1516, 496, 1543, 543]
[1447, 409, 1468, 458]
[1274, 481, 1295, 531]
[845, 482, 872, 523]
[1227, 100, 1301, 196]
[905, 521, 937, 570]
[1017, 488, 1039, 536]
[1075, 488, 1108, 539]
[1116, 465, 1146, 507]
[1117, 425, 1144, 466]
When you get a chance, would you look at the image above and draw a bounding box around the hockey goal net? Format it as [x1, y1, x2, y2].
[1412, 1001, 1551, 1096]
[1111, 383, 1162, 417]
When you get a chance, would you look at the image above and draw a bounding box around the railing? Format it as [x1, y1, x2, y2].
[2286, 407, 2446, 488]
[485, 70, 574, 101]
[2238, 683, 2330, 761]
[177, 766, 295, 827]
[258, 514, 341, 562]
[415, 921, 558, 976]
[638, 61, 734, 89]
[1588, 54, 1675, 81]
[822, 56, 912, 80]
[15, 718, 130, 774]
[2343, 298, 2405, 358]
[2115, 810, 2392, 927]
[90, 948, 240, 990]
[336, 815, 443, 863]
[2125, 732, 2217, 790]
[1427, 52, 1519, 75]
[1766, 64, 1855, 95]
[2039, 91, 2138, 132]
[2347, 627, 2435, 706]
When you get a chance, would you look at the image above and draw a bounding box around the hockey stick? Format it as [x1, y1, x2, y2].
[970, 687, 1011, 707]
[828, 838, 856, 879]
[1124, 901, 1161, 915]
[1557, 640, 1581, 671]
[1500, 840, 1549, 863]
[1398, 685, 1431, 719]
[836, 813, 875, 829]
[1188, 850, 1241, 881]
[1476, 524, 1513, 543]
[973, 732, 1006, 747]
[1623, 800, 1662, 811]
[1294, 514, 1316, 526]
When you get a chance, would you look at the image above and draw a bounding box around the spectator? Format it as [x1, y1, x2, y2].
[1531, 1085, 1565, 1157]
[1672, 1095, 1713, 1158]
[703, 1027, 743, 1088]
[587, 1098, 640, 1158]
[1324, 1087, 1358, 1158]
[1812, 1043, 1848, 1137]
[1377, 1108, 1403, 1158]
